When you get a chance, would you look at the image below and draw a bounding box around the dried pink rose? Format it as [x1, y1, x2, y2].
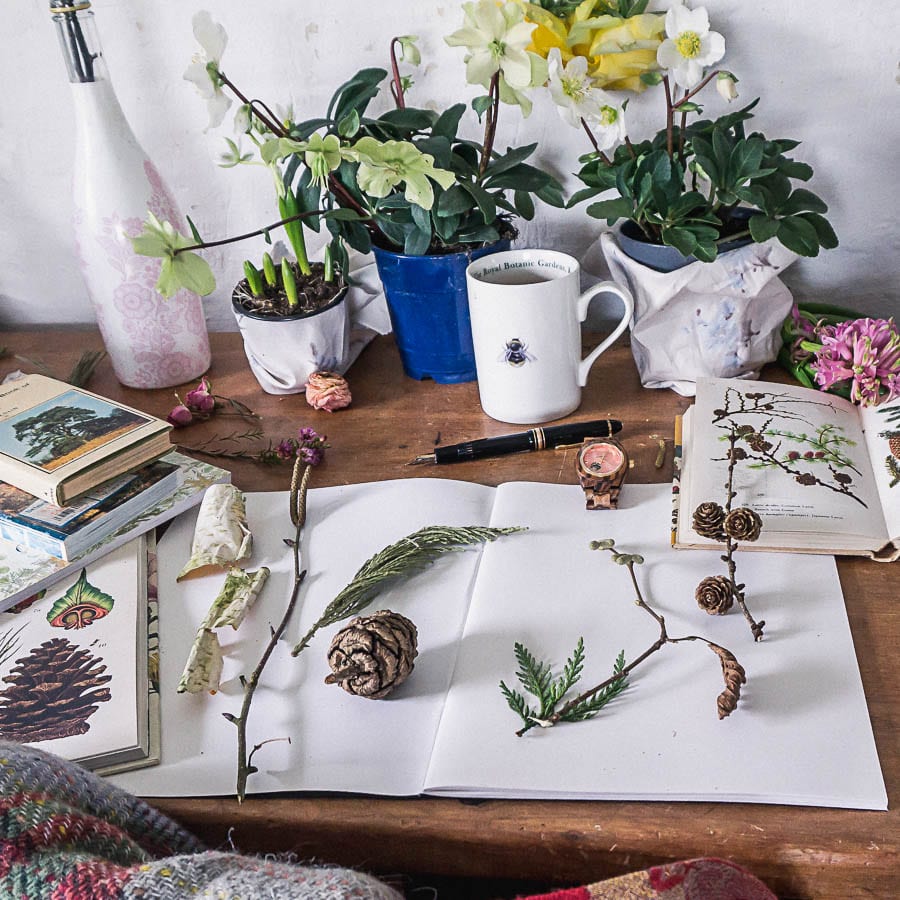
[185, 376, 216, 413]
[813, 317, 900, 406]
[305, 371, 352, 412]
[167, 403, 194, 427]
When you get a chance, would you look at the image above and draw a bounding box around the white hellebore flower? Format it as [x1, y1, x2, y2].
[716, 71, 739, 102]
[656, 3, 725, 90]
[548, 49, 602, 128]
[445, 0, 538, 91]
[183, 11, 231, 130]
[591, 99, 627, 153]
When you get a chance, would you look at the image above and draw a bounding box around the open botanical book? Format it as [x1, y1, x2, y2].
[112, 479, 886, 810]
[674, 378, 900, 559]
[0, 536, 158, 772]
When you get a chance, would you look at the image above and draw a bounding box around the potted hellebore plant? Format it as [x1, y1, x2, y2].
[133, 3, 564, 387]
[525, 0, 838, 394]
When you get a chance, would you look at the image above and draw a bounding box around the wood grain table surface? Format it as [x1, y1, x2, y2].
[2, 329, 896, 899]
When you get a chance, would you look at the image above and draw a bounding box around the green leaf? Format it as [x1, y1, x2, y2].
[404, 225, 431, 255]
[185, 215, 204, 245]
[482, 162, 550, 192]
[337, 109, 360, 138]
[661, 226, 697, 257]
[585, 197, 633, 222]
[748, 215, 780, 243]
[777, 215, 821, 256]
[472, 95, 493, 120]
[376, 107, 439, 134]
[776, 160, 814, 181]
[328, 67, 387, 123]
[782, 188, 828, 215]
[566, 186, 601, 208]
[432, 103, 466, 140]
[513, 190, 535, 220]
[458, 180, 497, 225]
[323, 207, 367, 222]
[514, 642, 553, 710]
[483, 143, 538, 179]
[799, 212, 839, 249]
[456, 223, 500, 243]
[535, 179, 566, 208]
[437, 184, 474, 217]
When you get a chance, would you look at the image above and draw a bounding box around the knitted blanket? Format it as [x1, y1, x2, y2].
[0, 740, 400, 900]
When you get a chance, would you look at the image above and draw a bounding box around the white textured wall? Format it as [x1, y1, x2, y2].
[1, 0, 897, 331]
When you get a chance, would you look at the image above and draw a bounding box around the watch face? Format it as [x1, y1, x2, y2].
[580, 442, 625, 477]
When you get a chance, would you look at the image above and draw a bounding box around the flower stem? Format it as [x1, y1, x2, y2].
[389, 38, 407, 109]
[663, 75, 674, 158]
[478, 72, 501, 178]
[217, 72, 289, 138]
[172, 211, 326, 257]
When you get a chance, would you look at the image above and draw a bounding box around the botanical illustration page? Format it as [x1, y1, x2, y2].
[860, 394, 900, 542]
[683, 378, 886, 547]
[0, 538, 146, 767]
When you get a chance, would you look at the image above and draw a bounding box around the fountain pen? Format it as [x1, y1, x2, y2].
[409, 419, 622, 465]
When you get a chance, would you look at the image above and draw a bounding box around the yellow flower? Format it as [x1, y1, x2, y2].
[519, 1, 664, 92]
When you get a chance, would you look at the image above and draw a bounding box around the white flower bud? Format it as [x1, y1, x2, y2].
[716, 72, 739, 102]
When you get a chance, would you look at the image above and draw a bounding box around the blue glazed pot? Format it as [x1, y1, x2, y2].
[618, 209, 756, 272]
[372, 239, 511, 383]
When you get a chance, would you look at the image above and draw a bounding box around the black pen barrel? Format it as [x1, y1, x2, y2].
[434, 432, 534, 463]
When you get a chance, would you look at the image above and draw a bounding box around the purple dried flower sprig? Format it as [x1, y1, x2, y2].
[167, 377, 260, 427]
[179, 425, 328, 466]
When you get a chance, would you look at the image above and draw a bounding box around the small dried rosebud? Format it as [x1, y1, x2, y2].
[167, 403, 193, 427]
[305, 371, 351, 412]
[185, 377, 216, 413]
[692, 502, 726, 540]
[695, 575, 734, 615]
[723, 507, 763, 542]
[795, 472, 817, 485]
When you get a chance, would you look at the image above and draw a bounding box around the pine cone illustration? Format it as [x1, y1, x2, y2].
[325, 610, 418, 699]
[723, 507, 763, 542]
[692, 502, 726, 540]
[0, 638, 111, 742]
[695, 575, 734, 615]
[708, 643, 746, 719]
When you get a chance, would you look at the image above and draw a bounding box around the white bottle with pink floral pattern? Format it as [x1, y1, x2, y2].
[56, 3, 211, 389]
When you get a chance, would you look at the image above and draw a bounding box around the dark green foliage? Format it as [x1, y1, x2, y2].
[500, 638, 628, 735]
[573, 100, 837, 260]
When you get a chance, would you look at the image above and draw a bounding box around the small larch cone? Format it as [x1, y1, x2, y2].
[695, 575, 734, 615]
[325, 610, 418, 699]
[708, 643, 746, 719]
[692, 502, 726, 540]
[723, 507, 762, 542]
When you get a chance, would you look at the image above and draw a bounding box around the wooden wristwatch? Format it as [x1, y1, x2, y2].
[575, 437, 628, 510]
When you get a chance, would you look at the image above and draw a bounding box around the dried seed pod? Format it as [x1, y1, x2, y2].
[325, 610, 418, 699]
[708, 642, 746, 719]
[692, 502, 726, 540]
[695, 575, 734, 615]
[723, 507, 762, 542]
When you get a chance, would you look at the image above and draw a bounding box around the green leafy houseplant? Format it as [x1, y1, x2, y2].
[132, 3, 564, 307]
[543, 1, 839, 263]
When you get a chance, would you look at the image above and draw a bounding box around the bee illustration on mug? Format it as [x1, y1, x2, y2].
[499, 338, 535, 367]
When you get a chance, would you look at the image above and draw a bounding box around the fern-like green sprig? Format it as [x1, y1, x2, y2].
[501, 638, 628, 736]
[291, 525, 525, 656]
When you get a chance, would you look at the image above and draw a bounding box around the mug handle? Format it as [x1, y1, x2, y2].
[576, 281, 635, 387]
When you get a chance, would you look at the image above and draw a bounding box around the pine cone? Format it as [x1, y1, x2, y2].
[723, 507, 763, 542]
[695, 575, 734, 615]
[708, 643, 746, 719]
[692, 502, 726, 540]
[325, 610, 418, 699]
[0, 638, 111, 742]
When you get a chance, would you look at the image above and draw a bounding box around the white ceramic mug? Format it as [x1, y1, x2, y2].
[466, 249, 634, 424]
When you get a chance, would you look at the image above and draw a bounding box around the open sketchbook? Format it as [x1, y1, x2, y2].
[113, 480, 886, 810]
[0, 536, 157, 771]
[674, 378, 900, 559]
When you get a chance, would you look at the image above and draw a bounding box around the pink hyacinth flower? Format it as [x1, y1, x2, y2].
[813, 317, 900, 406]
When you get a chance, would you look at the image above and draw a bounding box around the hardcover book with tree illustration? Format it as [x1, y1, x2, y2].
[674, 378, 900, 560]
[0, 374, 171, 504]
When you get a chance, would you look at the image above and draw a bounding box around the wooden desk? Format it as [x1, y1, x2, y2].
[2, 330, 896, 899]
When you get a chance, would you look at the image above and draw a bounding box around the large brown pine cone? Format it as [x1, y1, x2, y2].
[695, 575, 734, 615]
[723, 507, 763, 542]
[325, 610, 418, 699]
[692, 502, 726, 540]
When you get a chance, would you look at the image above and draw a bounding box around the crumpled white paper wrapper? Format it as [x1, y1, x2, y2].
[177, 484, 252, 581]
[597, 232, 797, 396]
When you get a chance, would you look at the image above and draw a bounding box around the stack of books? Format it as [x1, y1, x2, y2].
[0, 374, 229, 772]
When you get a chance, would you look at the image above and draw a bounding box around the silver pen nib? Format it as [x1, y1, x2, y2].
[408, 453, 436, 466]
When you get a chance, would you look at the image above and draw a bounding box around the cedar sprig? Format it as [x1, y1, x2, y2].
[501, 638, 629, 736]
[501, 539, 746, 735]
[291, 525, 526, 656]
